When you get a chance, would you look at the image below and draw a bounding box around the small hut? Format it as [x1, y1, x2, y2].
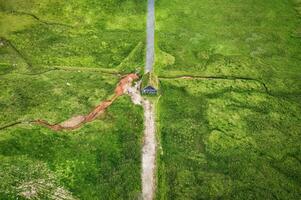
[141, 72, 158, 95]
[142, 85, 157, 95]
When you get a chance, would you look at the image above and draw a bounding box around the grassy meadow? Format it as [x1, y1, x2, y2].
[0, 0, 146, 199]
[155, 0, 301, 94]
[1, 0, 301, 199]
[156, 0, 301, 199]
[0, 0, 146, 73]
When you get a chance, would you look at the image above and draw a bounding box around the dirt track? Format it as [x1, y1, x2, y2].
[126, 83, 156, 200]
[34, 73, 139, 131]
[141, 100, 156, 200]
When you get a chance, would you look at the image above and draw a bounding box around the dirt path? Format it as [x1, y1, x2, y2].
[141, 100, 156, 200]
[126, 83, 156, 200]
[34, 73, 139, 131]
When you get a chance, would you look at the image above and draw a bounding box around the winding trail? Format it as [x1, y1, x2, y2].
[2, 1, 159, 198]
[0, 74, 139, 131]
[4, 10, 73, 28]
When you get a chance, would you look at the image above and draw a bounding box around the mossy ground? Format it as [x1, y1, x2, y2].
[156, 0, 301, 199]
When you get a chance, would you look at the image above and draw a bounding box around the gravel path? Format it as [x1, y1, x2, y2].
[142, 0, 156, 199]
[145, 0, 155, 73]
[126, 83, 156, 200]
[141, 100, 156, 200]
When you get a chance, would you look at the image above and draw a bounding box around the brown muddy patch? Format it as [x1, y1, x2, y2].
[34, 73, 139, 131]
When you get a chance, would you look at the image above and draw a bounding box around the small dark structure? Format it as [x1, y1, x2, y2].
[140, 72, 158, 95]
[142, 85, 157, 95]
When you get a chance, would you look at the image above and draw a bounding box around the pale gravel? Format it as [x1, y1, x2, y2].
[126, 83, 156, 200]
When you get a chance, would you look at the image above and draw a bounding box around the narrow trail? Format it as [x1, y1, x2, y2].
[2, 1, 158, 198]
[126, 83, 156, 200]
[140, 0, 157, 199]
[4, 10, 73, 28]
[0, 37, 33, 68]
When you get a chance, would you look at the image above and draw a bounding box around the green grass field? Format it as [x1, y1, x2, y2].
[0, 0, 146, 199]
[156, 0, 301, 199]
[157, 79, 301, 199]
[0, 0, 146, 73]
[1, 0, 301, 199]
[155, 0, 301, 93]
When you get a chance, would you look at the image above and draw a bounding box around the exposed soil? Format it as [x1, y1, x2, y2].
[34, 73, 139, 131]
[0, 72, 158, 199]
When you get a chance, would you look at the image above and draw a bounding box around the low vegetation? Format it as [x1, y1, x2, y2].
[1, 0, 301, 199]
